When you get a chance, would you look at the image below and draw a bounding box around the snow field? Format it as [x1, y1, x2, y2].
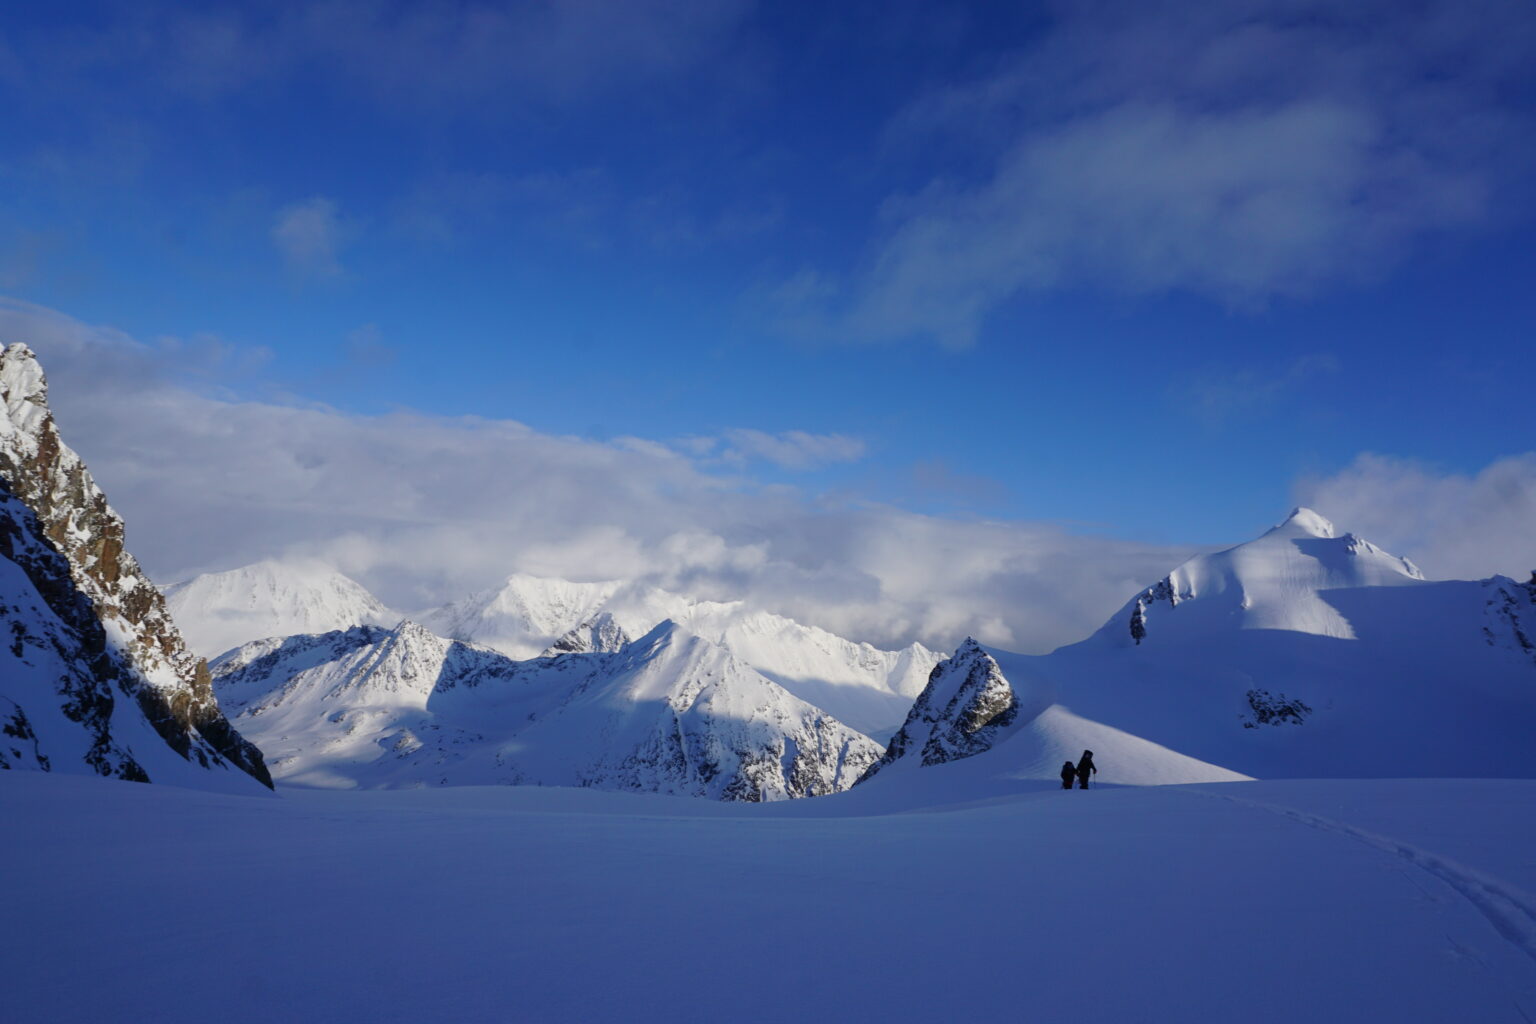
[5, 772, 1536, 1023]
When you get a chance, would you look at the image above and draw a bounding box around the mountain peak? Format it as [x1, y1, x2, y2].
[163, 559, 397, 658]
[543, 611, 632, 656]
[1, 343, 51, 436]
[1269, 507, 1336, 539]
[857, 638, 1019, 782]
[1102, 506, 1424, 647]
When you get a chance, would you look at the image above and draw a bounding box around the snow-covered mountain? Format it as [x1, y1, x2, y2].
[211, 618, 881, 800]
[858, 638, 1247, 788]
[420, 573, 942, 738]
[1008, 507, 1536, 779]
[163, 560, 398, 659]
[0, 343, 270, 790]
[1119, 506, 1426, 645]
[863, 638, 1023, 773]
[419, 573, 624, 659]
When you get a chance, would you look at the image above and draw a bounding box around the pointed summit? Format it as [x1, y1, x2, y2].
[544, 611, 632, 656]
[1100, 507, 1425, 646]
[857, 639, 1020, 783]
[1268, 507, 1336, 539]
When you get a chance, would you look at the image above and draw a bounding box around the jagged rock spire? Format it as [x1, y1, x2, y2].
[856, 637, 1018, 784]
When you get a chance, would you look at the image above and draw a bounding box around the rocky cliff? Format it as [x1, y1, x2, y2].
[856, 638, 1019, 783]
[0, 343, 270, 788]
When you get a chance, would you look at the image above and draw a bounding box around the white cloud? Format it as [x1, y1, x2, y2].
[272, 197, 346, 278]
[718, 429, 866, 470]
[805, 0, 1536, 346]
[1298, 452, 1536, 583]
[0, 296, 1199, 654]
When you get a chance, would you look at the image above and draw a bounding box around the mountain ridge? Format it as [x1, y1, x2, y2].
[211, 616, 882, 800]
[0, 343, 270, 789]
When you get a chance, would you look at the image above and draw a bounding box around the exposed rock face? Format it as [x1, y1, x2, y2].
[211, 618, 880, 801]
[542, 611, 631, 656]
[857, 638, 1019, 783]
[1242, 689, 1313, 728]
[1484, 575, 1536, 665]
[0, 343, 270, 787]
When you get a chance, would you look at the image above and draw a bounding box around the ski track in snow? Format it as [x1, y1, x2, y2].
[1194, 787, 1536, 970]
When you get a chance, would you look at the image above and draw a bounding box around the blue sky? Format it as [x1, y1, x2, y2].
[2, 1, 1534, 649]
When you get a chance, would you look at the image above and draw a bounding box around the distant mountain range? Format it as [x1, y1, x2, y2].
[863, 508, 1536, 788]
[167, 564, 941, 740]
[211, 618, 879, 799]
[6, 342, 1535, 803]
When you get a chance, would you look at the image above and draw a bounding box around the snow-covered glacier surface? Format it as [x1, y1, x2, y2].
[6, 770, 1536, 1023]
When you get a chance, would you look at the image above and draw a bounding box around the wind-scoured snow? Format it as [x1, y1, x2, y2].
[211, 618, 880, 800]
[163, 560, 400, 660]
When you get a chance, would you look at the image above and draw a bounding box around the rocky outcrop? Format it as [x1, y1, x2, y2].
[0, 343, 270, 787]
[857, 638, 1019, 783]
[1483, 574, 1536, 665]
[542, 612, 631, 655]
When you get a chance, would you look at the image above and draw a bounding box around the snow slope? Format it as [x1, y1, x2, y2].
[420, 572, 942, 737]
[0, 343, 269, 791]
[1011, 508, 1536, 779]
[860, 637, 1248, 788]
[1119, 506, 1426, 643]
[211, 619, 880, 799]
[163, 560, 399, 659]
[6, 770, 1536, 1023]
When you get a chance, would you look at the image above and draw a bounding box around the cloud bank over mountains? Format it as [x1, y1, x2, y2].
[1298, 453, 1536, 584]
[4, 295, 1532, 654]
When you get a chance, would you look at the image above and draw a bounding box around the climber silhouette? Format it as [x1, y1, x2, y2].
[1076, 750, 1097, 789]
[1060, 760, 1076, 789]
